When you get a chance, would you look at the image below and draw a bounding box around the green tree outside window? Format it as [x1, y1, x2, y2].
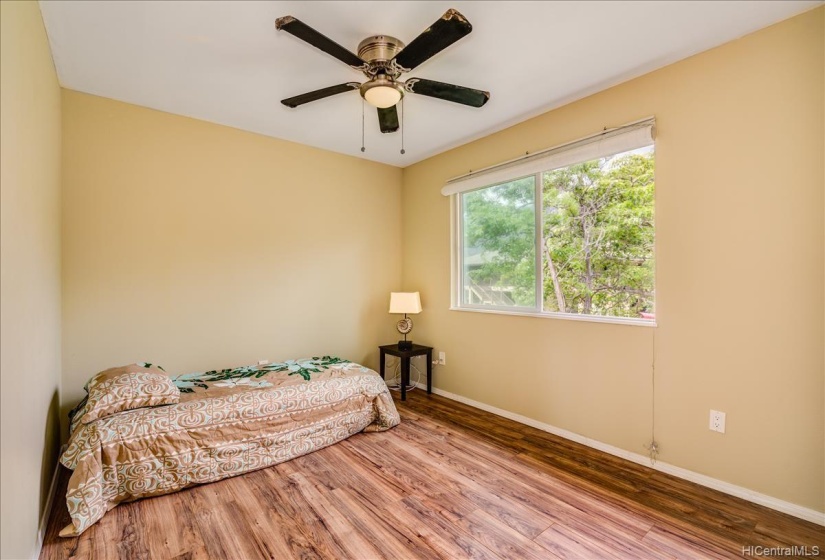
[461, 146, 655, 320]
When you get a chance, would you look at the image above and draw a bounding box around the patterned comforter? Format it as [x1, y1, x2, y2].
[59, 357, 400, 536]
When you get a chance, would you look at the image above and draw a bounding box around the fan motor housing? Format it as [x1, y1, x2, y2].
[357, 35, 405, 64]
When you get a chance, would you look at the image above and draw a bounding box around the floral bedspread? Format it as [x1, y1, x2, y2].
[60, 357, 400, 536]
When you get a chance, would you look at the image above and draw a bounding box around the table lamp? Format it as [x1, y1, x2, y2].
[389, 292, 422, 350]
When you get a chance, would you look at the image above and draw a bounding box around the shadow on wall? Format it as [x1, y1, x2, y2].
[41, 390, 61, 518]
[355, 292, 396, 371]
[59, 393, 83, 444]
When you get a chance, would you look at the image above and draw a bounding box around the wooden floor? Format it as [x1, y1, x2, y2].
[42, 390, 824, 560]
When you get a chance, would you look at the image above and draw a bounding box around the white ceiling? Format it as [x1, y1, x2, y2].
[40, 1, 819, 167]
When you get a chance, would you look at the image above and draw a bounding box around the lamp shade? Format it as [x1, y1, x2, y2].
[389, 292, 422, 314]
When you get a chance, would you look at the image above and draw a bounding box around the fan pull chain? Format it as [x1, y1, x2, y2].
[360, 99, 366, 153]
[400, 98, 406, 155]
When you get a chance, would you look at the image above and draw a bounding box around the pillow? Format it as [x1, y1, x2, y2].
[76, 363, 179, 424]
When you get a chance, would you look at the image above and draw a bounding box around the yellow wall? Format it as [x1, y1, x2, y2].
[9, 9, 822, 553]
[402, 8, 824, 512]
[61, 91, 402, 421]
[0, 2, 63, 558]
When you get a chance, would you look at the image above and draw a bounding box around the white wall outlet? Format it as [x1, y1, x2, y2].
[709, 410, 726, 433]
[257, 359, 269, 365]
[438, 352, 446, 366]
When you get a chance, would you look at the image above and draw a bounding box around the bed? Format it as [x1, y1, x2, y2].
[59, 356, 400, 536]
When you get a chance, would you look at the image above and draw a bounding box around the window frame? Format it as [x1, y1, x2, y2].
[450, 146, 656, 328]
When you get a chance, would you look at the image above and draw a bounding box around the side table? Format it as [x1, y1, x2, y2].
[378, 344, 433, 401]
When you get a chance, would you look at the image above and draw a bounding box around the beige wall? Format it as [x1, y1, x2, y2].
[6, 9, 821, 555]
[61, 91, 402, 422]
[0, 2, 63, 558]
[402, 8, 824, 512]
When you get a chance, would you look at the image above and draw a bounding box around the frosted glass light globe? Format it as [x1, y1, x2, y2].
[364, 85, 402, 108]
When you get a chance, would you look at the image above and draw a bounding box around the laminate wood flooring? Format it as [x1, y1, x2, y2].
[40, 390, 824, 559]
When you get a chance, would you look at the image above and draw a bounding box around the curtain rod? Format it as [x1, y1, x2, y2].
[446, 116, 656, 185]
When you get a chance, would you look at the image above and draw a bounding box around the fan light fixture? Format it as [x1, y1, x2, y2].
[277, 9, 490, 136]
[360, 77, 404, 109]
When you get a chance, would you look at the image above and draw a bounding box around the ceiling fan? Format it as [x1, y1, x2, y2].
[275, 9, 490, 134]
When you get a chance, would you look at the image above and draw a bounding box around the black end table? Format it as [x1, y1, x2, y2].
[378, 344, 433, 401]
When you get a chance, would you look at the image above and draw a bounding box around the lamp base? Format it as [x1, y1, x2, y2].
[397, 340, 413, 351]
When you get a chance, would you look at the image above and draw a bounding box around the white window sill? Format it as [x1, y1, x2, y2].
[449, 306, 657, 327]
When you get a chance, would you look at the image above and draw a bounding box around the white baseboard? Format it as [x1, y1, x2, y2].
[32, 445, 66, 560]
[414, 383, 825, 526]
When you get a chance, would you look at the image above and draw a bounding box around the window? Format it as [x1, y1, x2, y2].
[449, 120, 655, 324]
[462, 176, 536, 308]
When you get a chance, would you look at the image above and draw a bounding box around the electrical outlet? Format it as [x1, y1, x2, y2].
[438, 352, 446, 366]
[709, 410, 726, 433]
[257, 359, 269, 365]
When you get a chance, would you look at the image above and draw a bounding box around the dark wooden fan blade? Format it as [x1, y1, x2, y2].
[276, 16, 365, 69]
[377, 106, 399, 134]
[281, 83, 360, 108]
[392, 9, 472, 71]
[405, 78, 489, 107]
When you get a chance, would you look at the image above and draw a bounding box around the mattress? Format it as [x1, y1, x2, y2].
[59, 356, 400, 536]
